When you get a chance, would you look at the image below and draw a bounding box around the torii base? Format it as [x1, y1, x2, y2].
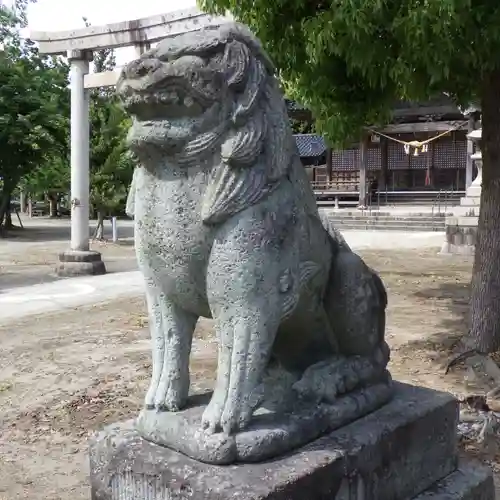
[55, 250, 106, 277]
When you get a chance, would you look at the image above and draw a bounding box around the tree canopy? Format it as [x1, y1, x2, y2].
[199, 1, 500, 354]
[199, 0, 492, 145]
[0, 0, 68, 227]
[87, 41, 135, 237]
[17, 17, 135, 228]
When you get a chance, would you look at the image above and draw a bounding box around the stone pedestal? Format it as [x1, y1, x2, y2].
[89, 383, 494, 500]
[441, 215, 478, 256]
[56, 249, 106, 277]
[442, 129, 482, 256]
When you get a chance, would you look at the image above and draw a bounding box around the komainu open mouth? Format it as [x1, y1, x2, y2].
[118, 55, 223, 123]
[123, 89, 205, 121]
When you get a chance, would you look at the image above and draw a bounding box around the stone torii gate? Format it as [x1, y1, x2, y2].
[30, 8, 229, 276]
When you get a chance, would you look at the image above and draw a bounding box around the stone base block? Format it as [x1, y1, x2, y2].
[136, 375, 393, 464]
[460, 195, 481, 207]
[56, 250, 106, 277]
[413, 462, 494, 499]
[90, 383, 462, 500]
[441, 216, 478, 256]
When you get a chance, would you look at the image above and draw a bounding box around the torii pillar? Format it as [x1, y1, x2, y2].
[56, 49, 107, 277]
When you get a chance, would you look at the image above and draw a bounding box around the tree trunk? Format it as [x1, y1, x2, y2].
[0, 188, 12, 229]
[93, 211, 105, 240]
[469, 69, 500, 353]
[4, 205, 13, 229]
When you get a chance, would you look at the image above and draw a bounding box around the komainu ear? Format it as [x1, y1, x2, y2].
[231, 57, 265, 126]
[223, 40, 266, 126]
[224, 40, 250, 89]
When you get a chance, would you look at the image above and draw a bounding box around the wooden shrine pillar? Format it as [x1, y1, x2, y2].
[359, 135, 368, 208]
[379, 137, 388, 191]
[326, 147, 333, 187]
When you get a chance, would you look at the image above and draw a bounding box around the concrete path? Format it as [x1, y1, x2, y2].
[0, 271, 144, 322]
[0, 230, 445, 322]
[343, 230, 445, 250]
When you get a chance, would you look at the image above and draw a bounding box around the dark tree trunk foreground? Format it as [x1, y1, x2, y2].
[469, 69, 500, 353]
[0, 188, 12, 230]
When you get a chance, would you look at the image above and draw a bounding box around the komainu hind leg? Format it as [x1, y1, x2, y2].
[325, 244, 388, 358]
[293, 241, 391, 404]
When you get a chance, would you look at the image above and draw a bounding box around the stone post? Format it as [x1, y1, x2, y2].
[465, 116, 476, 189]
[55, 50, 106, 277]
[19, 189, 26, 213]
[460, 127, 482, 214]
[467, 128, 482, 195]
[358, 135, 368, 208]
[442, 125, 482, 255]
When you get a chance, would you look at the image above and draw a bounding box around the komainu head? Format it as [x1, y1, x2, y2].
[117, 22, 295, 224]
[117, 22, 291, 169]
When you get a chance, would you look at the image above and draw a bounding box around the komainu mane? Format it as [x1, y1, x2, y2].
[117, 22, 393, 464]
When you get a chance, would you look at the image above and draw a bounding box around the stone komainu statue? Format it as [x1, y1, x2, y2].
[117, 22, 392, 464]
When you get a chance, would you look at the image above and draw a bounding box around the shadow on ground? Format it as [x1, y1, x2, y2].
[0, 255, 138, 291]
[397, 281, 470, 365]
[1, 220, 134, 242]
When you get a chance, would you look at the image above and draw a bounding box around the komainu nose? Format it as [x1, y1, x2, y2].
[124, 58, 162, 79]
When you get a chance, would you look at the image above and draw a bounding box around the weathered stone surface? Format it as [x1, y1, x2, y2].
[90, 383, 459, 500]
[136, 374, 392, 464]
[115, 21, 392, 463]
[413, 462, 494, 499]
[441, 217, 478, 256]
[56, 250, 106, 277]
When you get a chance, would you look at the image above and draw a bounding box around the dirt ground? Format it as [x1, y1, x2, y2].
[0, 248, 493, 499]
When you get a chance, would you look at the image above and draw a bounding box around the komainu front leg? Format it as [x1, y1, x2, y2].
[202, 194, 297, 435]
[143, 280, 198, 411]
[202, 303, 281, 435]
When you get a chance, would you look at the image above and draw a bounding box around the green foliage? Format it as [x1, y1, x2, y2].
[23, 156, 70, 201]
[290, 117, 316, 135]
[87, 43, 135, 216]
[0, 0, 69, 221]
[199, 0, 494, 145]
[24, 19, 134, 219]
[89, 94, 134, 215]
[201, 0, 500, 353]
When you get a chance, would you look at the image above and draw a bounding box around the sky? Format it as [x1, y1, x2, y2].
[27, 0, 196, 31]
[26, 0, 198, 65]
